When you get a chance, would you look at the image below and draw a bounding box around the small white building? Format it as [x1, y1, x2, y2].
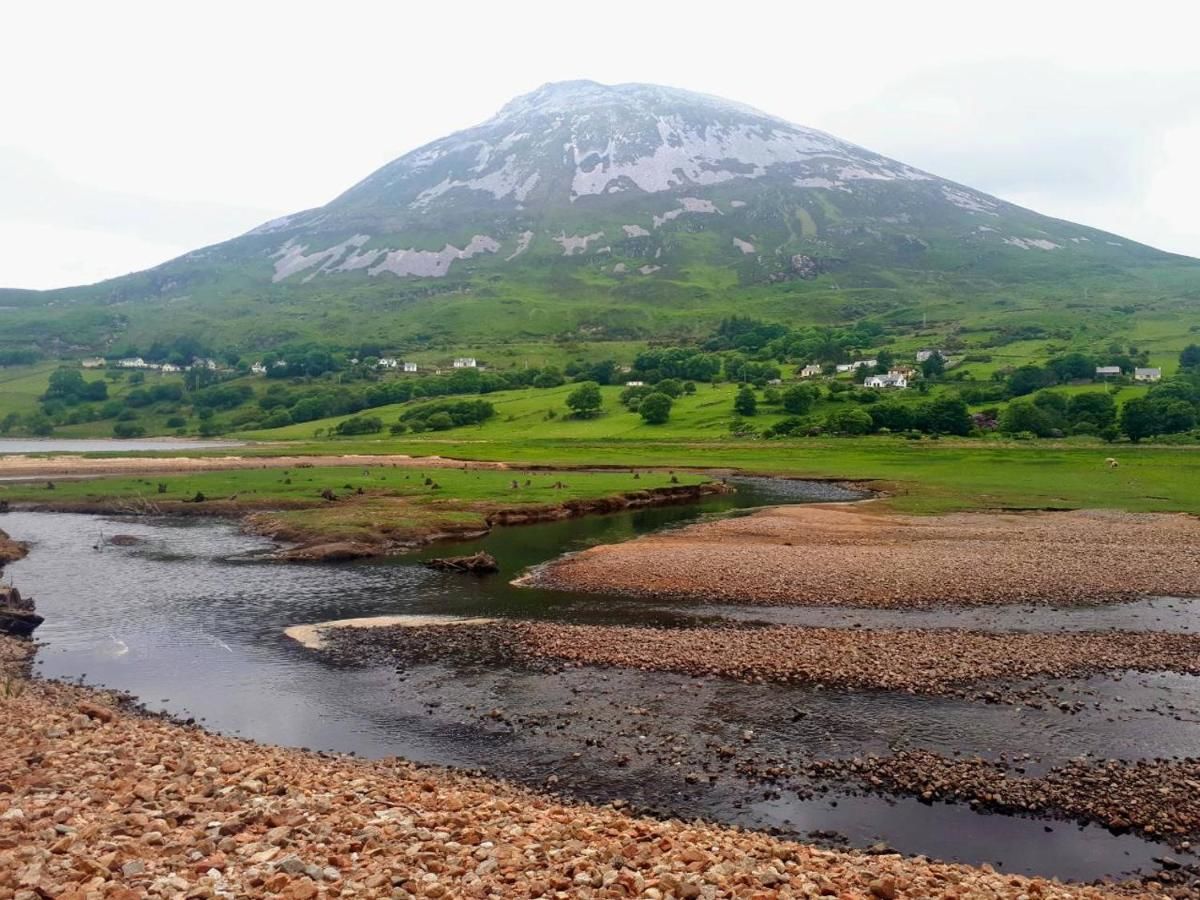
[865, 373, 908, 389]
[625, 380, 645, 387]
[916, 349, 943, 363]
[799, 364, 822, 378]
[80, 357, 105, 369]
[403, 361, 418, 373]
[117, 357, 147, 369]
[1134, 367, 1162, 382]
[767, 378, 782, 386]
[452, 357, 477, 369]
[378, 357, 399, 369]
[192, 357, 219, 370]
[836, 360, 876, 374]
[250, 362, 267, 375]
[160, 363, 182, 374]
[1095, 366, 1123, 378]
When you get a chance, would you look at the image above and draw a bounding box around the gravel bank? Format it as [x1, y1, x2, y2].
[0, 638, 1154, 900]
[319, 620, 1200, 700]
[528, 505, 1200, 607]
[811, 751, 1200, 851]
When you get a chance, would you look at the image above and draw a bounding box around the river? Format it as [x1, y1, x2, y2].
[2, 477, 1195, 882]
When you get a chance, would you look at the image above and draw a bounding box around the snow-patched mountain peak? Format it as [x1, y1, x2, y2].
[324, 80, 935, 216]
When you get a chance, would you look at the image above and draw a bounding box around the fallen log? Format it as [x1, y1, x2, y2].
[424, 552, 500, 575]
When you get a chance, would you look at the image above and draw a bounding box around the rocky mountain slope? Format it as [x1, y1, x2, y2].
[3, 81, 1196, 352]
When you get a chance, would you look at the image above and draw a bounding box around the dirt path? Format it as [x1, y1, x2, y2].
[527, 503, 1200, 607]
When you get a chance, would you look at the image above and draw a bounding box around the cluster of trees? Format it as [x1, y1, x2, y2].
[394, 399, 495, 434]
[761, 394, 972, 438]
[997, 392, 1117, 438]
[1002, 349, 1151, 396]
[1118, 372, 1200, 441]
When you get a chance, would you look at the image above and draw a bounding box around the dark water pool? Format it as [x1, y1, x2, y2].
[2, 477, 1194, 882]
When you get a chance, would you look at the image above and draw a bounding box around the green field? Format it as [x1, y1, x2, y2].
[197, 436, 1197, 517]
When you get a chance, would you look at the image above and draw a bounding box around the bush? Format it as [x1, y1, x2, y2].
[566, 382, 603, 418]
[389, 422, 408, 435]
[824, 407, 873, 435]
[112, 421, 146, 438]
[733, 385, 758, 416]
[781, 384, 819, 415]
[334, 415, 383, 436]
[639, 392, 673, 424]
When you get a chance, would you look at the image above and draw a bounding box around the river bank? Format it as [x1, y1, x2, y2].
[0, 635, 1167, 899]
[1, 468, 727, 561]
[526, 504, 1200, 607]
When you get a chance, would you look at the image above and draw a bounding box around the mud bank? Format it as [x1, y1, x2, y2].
[251, 482, 733, 562]
[528, 504, 1200, 607]
[1, 637, 1153, 900]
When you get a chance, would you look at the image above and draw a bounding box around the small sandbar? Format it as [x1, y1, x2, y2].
[285, 614, 497, 649]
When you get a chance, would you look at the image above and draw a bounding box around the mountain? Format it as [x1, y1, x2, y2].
[3, 80, 1197, 354]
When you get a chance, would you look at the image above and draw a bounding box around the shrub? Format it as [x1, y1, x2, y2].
[639, 392, 673, 424]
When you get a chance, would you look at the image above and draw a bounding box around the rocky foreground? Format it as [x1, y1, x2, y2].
[528, 505, 1200, 607]
[0, 637, 1162, 900]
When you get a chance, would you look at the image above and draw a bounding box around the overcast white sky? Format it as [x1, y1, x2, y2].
[2, 0, 1198, 289]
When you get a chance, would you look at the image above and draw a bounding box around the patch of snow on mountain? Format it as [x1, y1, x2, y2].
[368, 235, 500, 278]
[942, 186, 999, 214]
[505, 231, 534, 261]
[554, 231, 605, 255]
[622, 224, 650, 237]
[794, 176, 840, 189]
[568, 117, 842, 198]
[733, 238, 756, 254]
[272, 235, 370, 282]
[729, 200, 747, 208]
[638, 265, 661, 274]
[1004, 237, 1061, 251]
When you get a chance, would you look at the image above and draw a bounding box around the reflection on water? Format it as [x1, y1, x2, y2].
[1, 476, 1195, 881]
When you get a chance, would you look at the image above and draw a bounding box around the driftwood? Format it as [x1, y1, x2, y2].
[424, 552, 500, 575]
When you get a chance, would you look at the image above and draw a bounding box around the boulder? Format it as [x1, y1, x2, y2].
[0, 608, 43, 637]
[424, 552, 500, 575]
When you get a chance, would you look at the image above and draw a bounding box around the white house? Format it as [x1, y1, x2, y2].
[452, 357, 477, 369]
[836, 359, 876, 374]
[865, 373, 908, 389]
[160, 363, 182, 373]
[625, 380, 645, 387]
[250, 362, 267, 375]
[1134, 367, 1162, 382]
[799, 364, 822, 378]
[80, 357, 105, 369]
[192, 357, 219, 370]
[1095, 366, 1122, 378]
[117, 357, 147, 369]
[403, 361, 418, 373]
[378, 357, 399, 369]
[916, 349, 943, 363]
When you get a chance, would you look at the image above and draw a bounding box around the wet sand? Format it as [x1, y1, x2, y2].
[528, 504, 1200, 607]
